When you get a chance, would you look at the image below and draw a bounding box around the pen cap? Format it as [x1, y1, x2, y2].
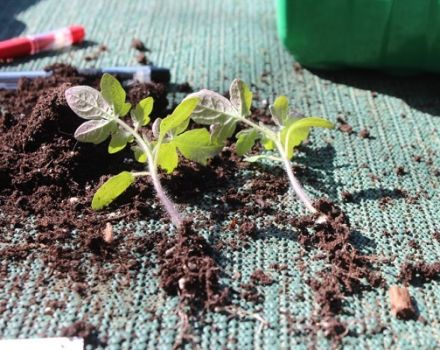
[69, 25, 85, 44]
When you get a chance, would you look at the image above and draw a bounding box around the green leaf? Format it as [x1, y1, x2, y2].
[185, 90, 238, 142]
[235, 128, 259, 156]
[210, 119, 237, 143]
[229, 79, 252, 117]
[173, 117, 190, 136]
[157, 142, 179, 173]
[270, 96, 289, 126]
[100, 73, 126, 115]
[160, 98, 199, 137]
[119, 102, 132, 117]
[91, 171, 135, 210]
[261, 134, 275, 150]
[131, 97, 153, 126]
[132, 145, 147, 163]
[286, 116, 334, 130]
[280, 117, 334, 159]
[74, 120, 115, 144]
[173, 128, 223, 165]
[65, 86, 114, 120]
[108, 129, 130, 154]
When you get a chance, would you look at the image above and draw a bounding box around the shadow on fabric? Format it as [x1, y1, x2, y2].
[311, 69, 440, 117]
[0, 0, 41, 41]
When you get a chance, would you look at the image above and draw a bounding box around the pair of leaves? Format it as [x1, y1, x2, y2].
[154, 98, 222, 173]
[186, 79, 252, 143]
[156, 128, 223, 173]
[128, 97, 222, 174]
[66, 74, 154, 154]
[279, 116, 333, 159]
[65, 85, 116, 144]
[268, 95, 333, 159]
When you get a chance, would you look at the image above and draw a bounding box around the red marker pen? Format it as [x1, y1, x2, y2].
[0, 25, 85, 60]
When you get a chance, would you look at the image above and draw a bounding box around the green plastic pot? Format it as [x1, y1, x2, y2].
[276, 0, 440, 73]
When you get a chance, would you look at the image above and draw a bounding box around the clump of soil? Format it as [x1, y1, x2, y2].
[0, 64, 169, 284]
[131, 38, 149, 52]
[84, 44, 108, 62]
[358, 128, 371, 139]
[399, 261, 440, 286]
[336, 116, 353, 134]
[341, 191, 353, 202]
[157, 221, 229, 311]
[241, 283, 264, 303]
[136, 52, 150, 65]
[250, 269, 274, 286]
[395, 166, 407, 176]
[293, 199, 384, 340]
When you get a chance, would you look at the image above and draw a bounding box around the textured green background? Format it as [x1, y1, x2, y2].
[1, 1, 440, 349]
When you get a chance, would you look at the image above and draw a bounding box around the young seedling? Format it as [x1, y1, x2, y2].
[186, 80, 334, 217]
[65, 73, 222, 228]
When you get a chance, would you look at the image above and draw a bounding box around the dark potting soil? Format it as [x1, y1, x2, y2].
[293, 199, 385, 340]
[61, 320, 105, 347]
[336, 116, 354, 134]
[131, 38, 149, 52]
[399, 261, 440, 286]
[0, 64, 394, 344]
[0, 64, 238, 318]
[0, 64, 170, 288]
[157, 221, 229, 312]
[250, 269, 274, 286]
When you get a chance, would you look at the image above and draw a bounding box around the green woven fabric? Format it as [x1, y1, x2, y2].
[1, 1, 440, 349]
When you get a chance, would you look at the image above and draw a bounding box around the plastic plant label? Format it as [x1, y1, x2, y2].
[0, 337, 83, 350]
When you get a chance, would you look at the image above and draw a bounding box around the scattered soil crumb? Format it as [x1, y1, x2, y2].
[131, 38, 149, 52]
[358, 128, 371, 139]
[269, 263, 288, 272]
[395, 166, 407, 176]
[433, 232, 440, 242]
[379, 196, 393, 208]
[84, 44, 107, 61]
[136, 52, 150, 65]
[341, 191, 353, 202]
[408, 240, 420, 250]
[240, 283, 264, 303]
[368, 173, 380, 182]
[250, 269, 274, 286]
[239, 222, 257, 239]
[413, 155, 423, 163]
[389, 286, 417, 320]
[176, 82, 193, 93]
[336, 116, 353, 134]
[399, 261, 440, 286]
[46, 300, 65, 310]
[293, 62, 303, 73]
